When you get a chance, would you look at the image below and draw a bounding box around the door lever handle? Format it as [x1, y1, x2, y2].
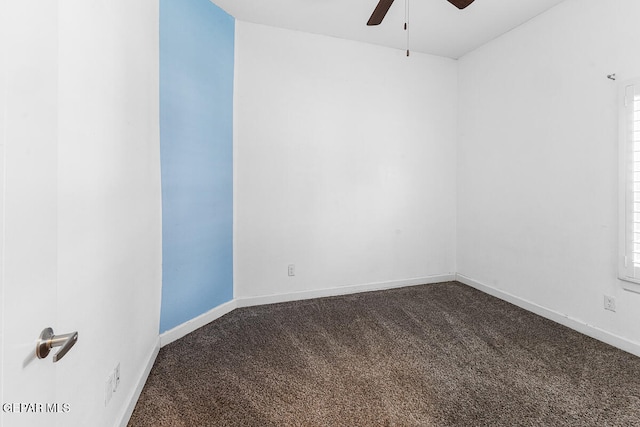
[36, 327, 78, 362]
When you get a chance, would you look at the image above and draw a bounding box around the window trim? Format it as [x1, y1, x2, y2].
[618, 79, 640, 293]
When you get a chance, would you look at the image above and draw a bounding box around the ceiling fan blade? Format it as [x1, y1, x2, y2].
[367, 0, 395, 26]
[447, 0, 475, 9]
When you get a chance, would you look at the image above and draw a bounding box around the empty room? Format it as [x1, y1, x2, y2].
[2, 0, 640, 426]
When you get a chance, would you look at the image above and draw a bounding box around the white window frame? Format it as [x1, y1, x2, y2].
[618, 79, 640, 292]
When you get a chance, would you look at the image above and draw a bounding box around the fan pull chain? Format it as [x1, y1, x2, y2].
[404, 0, 410, 56]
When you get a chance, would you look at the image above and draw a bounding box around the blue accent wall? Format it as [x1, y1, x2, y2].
[160, 0, 234, 333]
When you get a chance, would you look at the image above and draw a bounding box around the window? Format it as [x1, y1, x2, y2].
[619, 80, 640, 289]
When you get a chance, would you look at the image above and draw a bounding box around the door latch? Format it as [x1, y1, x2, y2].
[36, 327, 78, 362]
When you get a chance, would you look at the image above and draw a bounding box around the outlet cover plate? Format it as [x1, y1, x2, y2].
[604, 295, 616, 312]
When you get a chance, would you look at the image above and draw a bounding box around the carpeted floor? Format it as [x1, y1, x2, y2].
[128, 282, 640, 426]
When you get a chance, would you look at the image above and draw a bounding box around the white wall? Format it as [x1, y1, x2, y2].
[235, 22, 457, 301]
[458, 0, 640, 354]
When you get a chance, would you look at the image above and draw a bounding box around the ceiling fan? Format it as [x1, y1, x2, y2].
[367, 0, 475, 25]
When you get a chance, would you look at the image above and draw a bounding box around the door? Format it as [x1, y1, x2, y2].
[1, 2, 69, 426]
[2, 2, 162, 425]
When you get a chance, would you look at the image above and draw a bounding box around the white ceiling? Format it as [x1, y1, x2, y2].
[211, 0, 567, 59]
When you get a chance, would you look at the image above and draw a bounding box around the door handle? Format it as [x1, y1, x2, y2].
[36, 327, 78, 362]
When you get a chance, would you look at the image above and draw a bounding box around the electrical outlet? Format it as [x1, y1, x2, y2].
[114, 363, 120, 391]
[105, 363, 121, 405]
[288, 264, 295, 276]
[105, 375, 113, 406]
[604, 295, 616, 312]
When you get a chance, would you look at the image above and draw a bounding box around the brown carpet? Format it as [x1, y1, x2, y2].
[128, 282, 640, 426]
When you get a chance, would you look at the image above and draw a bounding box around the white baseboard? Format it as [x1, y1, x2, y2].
[236, 274, 456, 308]
[455, 273, 640, 358]
[117, 339, 160, 427]
[159, 299, 237, 347]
